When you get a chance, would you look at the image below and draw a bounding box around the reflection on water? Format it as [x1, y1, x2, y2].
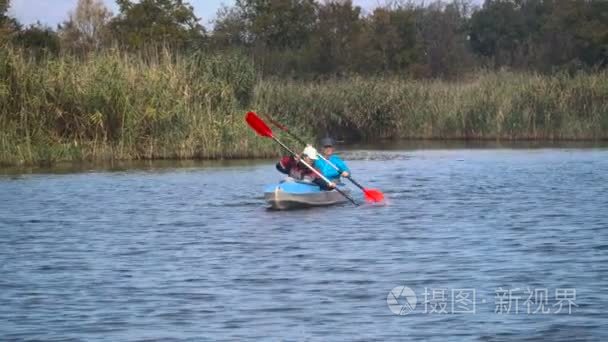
[3, 140, 607, 176]
[1, 146, 607, 340]
[0, 158, 271, 176]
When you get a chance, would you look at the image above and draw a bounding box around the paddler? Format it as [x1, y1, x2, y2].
[276, 145, 336, 190]
[314, 137, 350, 183]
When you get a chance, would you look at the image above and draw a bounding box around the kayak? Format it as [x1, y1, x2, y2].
[264, 178, 351, 210]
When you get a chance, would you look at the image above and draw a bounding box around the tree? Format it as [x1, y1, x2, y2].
[12, 23, 60, 56]
[365, 6, 420, 73]
[0, 0, 9, 26]
[311, 0, 363, 74]
[415, 1, 475, 78]
[210, 5, 248, 49]
[58, 0, 113, 53]
[213, 0, 318, 75]
[468, 0, 527, 68]
[110, 0, 205, 50]
[234, 0, 317, 50]
[0, 0, 19, 44]
[538, 0, 608, 70]
[468, 0, 608, 71]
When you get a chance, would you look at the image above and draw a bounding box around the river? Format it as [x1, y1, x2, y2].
[1, 144, 607, 341]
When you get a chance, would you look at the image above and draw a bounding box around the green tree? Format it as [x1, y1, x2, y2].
[468, 0, 608, 71]
[216, 0, 318, 75]
[311, 0, 363, 75]
[0, 0, 9, 26]
[11, 23, 60, 56]
[110, 0, 205, 50]
[2, 1, 58, 56]
[365, 6, 420, 73]
[235, 0, 317, 50]
[415, 1, 475, 78]
[538, 0, 608, 70]
[468, 0, 527, 68]
[210, 5, 248, 49]
[1, 0, 19, 44]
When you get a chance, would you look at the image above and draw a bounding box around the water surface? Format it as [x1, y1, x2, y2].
[1, 147, 607, 340]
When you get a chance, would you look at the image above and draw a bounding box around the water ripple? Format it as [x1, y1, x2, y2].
[1, 149, 607, 340]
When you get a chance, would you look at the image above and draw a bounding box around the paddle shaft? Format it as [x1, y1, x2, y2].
[262, 114, 368, 192]
[272, 137, 358, 206]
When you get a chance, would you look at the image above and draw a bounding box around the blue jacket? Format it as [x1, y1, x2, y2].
[314, 155, 350, 180]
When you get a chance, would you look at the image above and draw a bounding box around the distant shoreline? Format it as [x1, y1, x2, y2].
[1, 48, 606, 167]
[3, 139, 607, 174]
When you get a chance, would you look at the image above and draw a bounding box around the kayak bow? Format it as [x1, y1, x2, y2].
[264, 178, 352, 210]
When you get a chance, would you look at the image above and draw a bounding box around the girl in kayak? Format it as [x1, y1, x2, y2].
[276, 146, 336, 190]
[314, 137, 350, 182]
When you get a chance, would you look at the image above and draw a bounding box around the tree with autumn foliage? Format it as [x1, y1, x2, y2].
[58, 0, 113, 53]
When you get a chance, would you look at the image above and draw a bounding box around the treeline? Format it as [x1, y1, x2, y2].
[2, 0, 607, 79]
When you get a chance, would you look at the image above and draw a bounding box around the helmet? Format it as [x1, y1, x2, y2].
[302, 145, 318, 160]
[320, 137, 335, 147]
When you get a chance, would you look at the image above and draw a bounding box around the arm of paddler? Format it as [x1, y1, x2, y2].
[276, 156, 294, 174]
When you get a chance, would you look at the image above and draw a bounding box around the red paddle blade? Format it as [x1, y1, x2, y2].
[245, 111, 273, 138]
[363, 188, 385, 203]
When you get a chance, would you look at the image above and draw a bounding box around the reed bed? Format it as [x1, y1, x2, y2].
[0, 47, 276, 166]
[255, 71, 608, 141]
[1, 46, 607, 167]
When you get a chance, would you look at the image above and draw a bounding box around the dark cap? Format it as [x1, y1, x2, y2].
[320, 137, 335, 147]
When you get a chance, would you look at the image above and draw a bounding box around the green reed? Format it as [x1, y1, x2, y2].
[0, 47, 277, 166]
[254, 71, 608, 141]
[1, 45, 606, 167]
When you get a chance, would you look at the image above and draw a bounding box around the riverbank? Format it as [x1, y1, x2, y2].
[4, 139, 608, 176]
[0, 48, 281, 167]
[254, 71, 608, 141]
[1, 48, 607, 167]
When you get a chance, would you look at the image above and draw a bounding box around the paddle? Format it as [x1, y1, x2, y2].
[245, 111, 358, 207]
[260, 113, 385, 203]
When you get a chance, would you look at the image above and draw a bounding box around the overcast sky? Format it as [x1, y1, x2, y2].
[8, 0, 389, 28]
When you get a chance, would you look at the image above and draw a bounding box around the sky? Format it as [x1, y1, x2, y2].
[8, 0, 387, 28]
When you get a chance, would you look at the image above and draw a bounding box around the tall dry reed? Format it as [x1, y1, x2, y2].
[254, 71, 608, 141]
[0, 47, 277, 166]
[2, 46, 607, 167]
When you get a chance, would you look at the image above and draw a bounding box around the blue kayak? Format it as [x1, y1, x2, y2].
[264, 179, 351, 210]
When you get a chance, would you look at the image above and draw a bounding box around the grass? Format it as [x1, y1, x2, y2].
[254, 71, 608, 141]
[1, 46, 607, 167]
[0, 47, 278, 166]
